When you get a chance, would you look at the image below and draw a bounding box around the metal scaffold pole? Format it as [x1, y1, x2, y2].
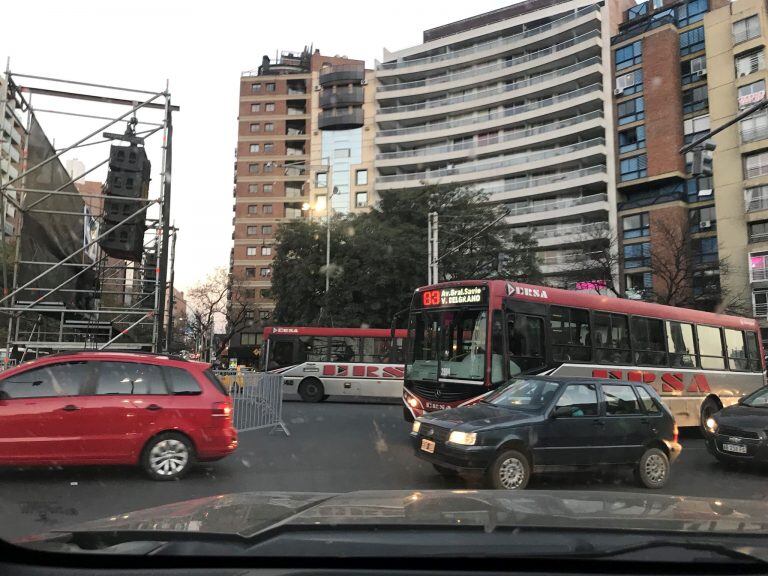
[153, 87, 173, 353]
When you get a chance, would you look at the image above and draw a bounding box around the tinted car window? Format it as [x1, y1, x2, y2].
[554, 384, 598, 416]
[163, 366, 202, 395]
[486, 378, 560, 410]
[603, 384, 642, 416]
[94, 362, 166, 395]
[636, 387, 661, 414]
[0, 361, 92, 399]
[203, 369, 228, 395]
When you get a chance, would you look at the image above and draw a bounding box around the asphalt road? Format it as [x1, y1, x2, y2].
[2, 398, 768, 541]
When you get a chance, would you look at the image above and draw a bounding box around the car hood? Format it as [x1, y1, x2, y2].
[425, 403, 537, 428]
[718, 405, 768, 429]
[20, 490, 768, 542]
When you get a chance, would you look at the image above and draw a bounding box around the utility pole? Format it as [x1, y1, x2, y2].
[325, 186, 339, 295]
[427, 212, 439, 284]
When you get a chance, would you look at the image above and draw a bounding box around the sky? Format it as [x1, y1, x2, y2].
[1, 0, 506, 292]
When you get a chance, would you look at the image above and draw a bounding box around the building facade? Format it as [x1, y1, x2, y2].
[0, 74, 25, 240]
[374, 0, 633, 286]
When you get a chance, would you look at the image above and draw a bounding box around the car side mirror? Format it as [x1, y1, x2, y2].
[737, 396, 746, 405]
[552, 405, 572, 418]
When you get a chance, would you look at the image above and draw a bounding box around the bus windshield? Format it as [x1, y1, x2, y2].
[407, 308, 487, 382]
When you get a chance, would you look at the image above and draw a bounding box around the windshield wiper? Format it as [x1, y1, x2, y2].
[562, 539, 767, 564]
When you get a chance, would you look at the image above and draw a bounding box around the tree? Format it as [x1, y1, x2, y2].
[271, 183, 541, 327]
[553, 225, 623, 297]
[186, 267, 255, 360]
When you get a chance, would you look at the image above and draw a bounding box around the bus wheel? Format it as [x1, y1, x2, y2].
[298, 378, 325, 403]
[699, 397, 721, 435]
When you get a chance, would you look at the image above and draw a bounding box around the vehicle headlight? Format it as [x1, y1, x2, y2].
[411, 420, 421, 434]
[706, 417, 718, 433]
[448, 431, 477, 446]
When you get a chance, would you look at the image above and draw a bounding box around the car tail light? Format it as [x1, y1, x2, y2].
[212, 401, 232, 419]
[673, 423, 679, 444]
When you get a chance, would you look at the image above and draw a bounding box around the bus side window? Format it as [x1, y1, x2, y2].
[330, 337, 359, 362]
[594, 313, 631, 364]
[666, 321, 696, 368]
[745, 331, 762, 372]
[630, 316, 666, 367]
[724, 329, 748, 371]
[550, 306, 591, 362]
[697, 325, 725, 370]
[508, 314, 545, 374]
[362, 337, 388, 363]
[491, 310, 506, 384]
[299, 336, 329, 362]
[270, 340, 295, 369]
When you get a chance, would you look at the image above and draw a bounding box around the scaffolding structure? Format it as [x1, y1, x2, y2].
[0, 68, 179, 359]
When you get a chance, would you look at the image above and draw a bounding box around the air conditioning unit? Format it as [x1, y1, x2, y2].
[739, 70, 750, 77]
[313, 85, 322, 91]
[700, 68, 707, 76]
[613, 88, 624, 96]
[361, 79, 369, 85]
[700, 220, 712, 229]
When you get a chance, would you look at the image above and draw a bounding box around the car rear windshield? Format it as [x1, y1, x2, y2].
[202, 368, 228, 395]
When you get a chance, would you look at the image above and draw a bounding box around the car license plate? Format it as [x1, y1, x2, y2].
[723, 443, 747, 454]
[421, 439, 435, 453]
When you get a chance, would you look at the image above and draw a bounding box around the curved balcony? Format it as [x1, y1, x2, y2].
[318, 108, 364, 130]
[479, 165, 608, 201]
[377, 110, 603, 164]
[377, 30, 600, 94]
[377, 83, 602, 139]
[526, 221, 610, 248]
[319, 64, 365, 86]
[320, 86, 365, 108]
[378, 57, 601, 117]
[377, 5, 599, 72]
[507, 192, 609, 217]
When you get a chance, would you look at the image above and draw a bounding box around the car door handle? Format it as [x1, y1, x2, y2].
[61, 404, 80, 412]
[146, 404, 162, 411]
[593, 419, 605, 427]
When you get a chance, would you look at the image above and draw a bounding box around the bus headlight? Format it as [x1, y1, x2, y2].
[407, 397, 419, 408]
[448, 431, 477, 446]
[706, 417, 718, 434]
[411, 420, 421, 435]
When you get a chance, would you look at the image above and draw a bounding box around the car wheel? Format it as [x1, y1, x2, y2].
[699, 397, 720, 435]
[298, 378, 324, 403]
[433, 463, 459, 478]
[403, 406, 415, 423]
[636, 447, 669, 489]
[488, 449, 530, 490]
[142, 432, 194, 481]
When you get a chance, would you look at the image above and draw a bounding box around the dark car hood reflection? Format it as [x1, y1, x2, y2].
[427, 404, 537, 427]
[718, 405, 768, 429]
[24, 490, 768, 540]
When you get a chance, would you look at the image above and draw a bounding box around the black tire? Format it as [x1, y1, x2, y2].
[433, 463, 459, 478]
[320, 395, 330, 402]
[700, 397, 721, 435]
[635, 447, 670, 489]
[403, 406, 415, 423]
[298, 378, 325, 403]
[487, 449, 531, 490]
[141, 432, 195, 481]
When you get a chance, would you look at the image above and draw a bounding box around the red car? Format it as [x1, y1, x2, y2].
[0, 351, 237, 480]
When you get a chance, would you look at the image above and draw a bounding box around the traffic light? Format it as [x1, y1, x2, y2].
[691, 142, 716, 177]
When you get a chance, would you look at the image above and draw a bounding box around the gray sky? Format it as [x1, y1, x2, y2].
[2, 0, 505, 291]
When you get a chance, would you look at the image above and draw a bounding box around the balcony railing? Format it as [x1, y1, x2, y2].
[377, 83, 602, 137]
[525, 221, 609, 240]
[506, 193, 608, 217]
[539, 250, 604, 266]
[320, 86, 364, 108]
[477, 165, 607, 196]
[377, 5, 599, 70]
[319, 64, 365, 86]
[377, 138, 605, 183]
[377, 30, 600, 93]
[378, 57, 601, 115]
[377, 110, 603, 160]
[750, 231, 768, 243]
[751, 266, 768, 282]
[318, 109, 364, 130]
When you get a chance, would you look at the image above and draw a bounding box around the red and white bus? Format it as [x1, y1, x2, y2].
[262, 326, 407, 402]
[403, 280, 765, 428]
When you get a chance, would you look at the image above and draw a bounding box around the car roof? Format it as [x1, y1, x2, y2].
[516, 375, 639, 387]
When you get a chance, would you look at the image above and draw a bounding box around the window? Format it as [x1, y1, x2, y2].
[745, 150, 768, 179]
[725, 329, 749, 371]
[617, 97, 645, 125]
[361, 337, 390, 363]
[355, 170, 368, 186]
[625, 272, 652, 299]
[615, 41, 642, 70]
[300, 336, 330, 362]
[251, 83, 261, 92]
[681, 55, 707, 85]
[316, 194, 327, 212]
[549, 306, 591, 362]
[620, 154, 648, 181]
[263, 204, 273, 214]
[250, 103, 261, 113]
[697, 325, 725, 369]
[265, 122, 274, 132]
[261, 246, 272, 256]
[622, 212, 650, 239]
[682, 86, 708, 114]
[746, 330, 763, 371]
[630, 316, 666, 366]
[241, 333, 257, 346]
[265, 103, 275, 112]
[738, 80, 766, 109]
[355, 191, 368, 208]
[264, 143, 275, 153]
[749, 220, 768, 242]
[246, 247, 257, 256]
[263, 163, 273, 173]
[244, 288, 256, 299]
[163, 367, 201, 395]
[248, 205, 258, 214]
[266, 82, 276, 92]
[603, 384, 642, 416]
[623, 241, 651, 268]
[677, 0, 707, 27]
[746, 185, 768, 211]
[733, 15, 761, 44]
[249, 163, 259, 174]
[593, 313, 631, 364]
[689, 206, 717, 233]
[508, 313, 546, 373]
[249, 144, 260, 154]
[554, 384, 598, 417]
[334, 148, 351, 158]
[316, 172, 328, 187]
[259, 310, 271, 319]
[330, 337, 359, 362]
[95, 362, 166, 395]
[0, 362, 91, 399]
[680, 26, 705, 56]
[627, 3, 648, 20]
[693, 268, 720, 297]
[615, 69, 643, 95]
[618, 125, 646, 153]
[264, 184, 273, 193]
[666, 321, 696, 367]
[741, 110, 768, 142]
[247, 226, 257, 235]
[684, 115, 710, 143]
[260, 267, 271, 277]
[260, 289, 271, 298]
[245, 310, 255, 320]
[262, 225, 272, 234]
[249, 123, 260, 132]
[636, 387, 661, 414]
[248, 184, 258, 193]
[736, 49, 765, 77]
[245, 267, 256, 278]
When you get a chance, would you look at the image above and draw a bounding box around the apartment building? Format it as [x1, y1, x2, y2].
[374, 0, 633, 285]
[0, 74, 25, 240]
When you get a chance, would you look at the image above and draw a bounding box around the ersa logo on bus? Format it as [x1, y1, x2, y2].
[506, 283, 549, 299]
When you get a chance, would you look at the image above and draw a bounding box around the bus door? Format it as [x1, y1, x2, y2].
[505, 302, 548, 375]
[266, 336, 297, 371]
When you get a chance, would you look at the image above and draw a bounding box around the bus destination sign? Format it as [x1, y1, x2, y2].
[420, 286, 487, 307]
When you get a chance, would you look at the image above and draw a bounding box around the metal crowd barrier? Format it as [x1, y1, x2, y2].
[213, 371, 289, 435]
